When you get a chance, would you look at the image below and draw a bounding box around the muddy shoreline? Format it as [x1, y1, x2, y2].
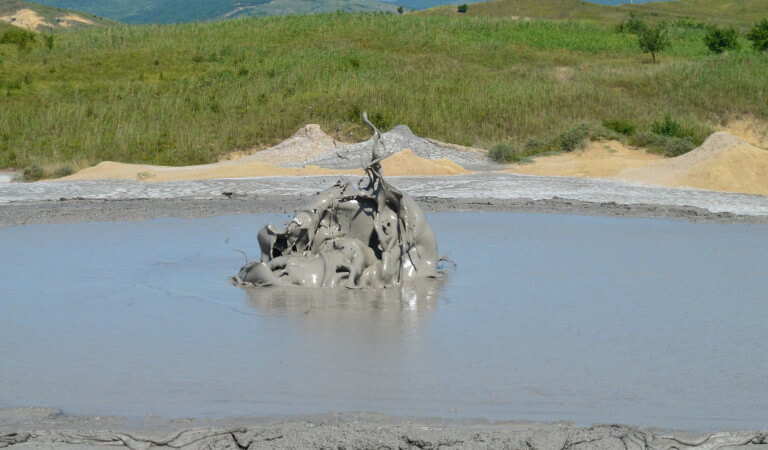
[2, 194, 767, 228]
[1, 408, 766, 449]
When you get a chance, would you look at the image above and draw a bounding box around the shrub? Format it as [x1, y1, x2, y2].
[52, 166, 74, 178]
[0, 29, 36, 50]
[43, 35, 55, 50]
[651, 114, 693, 138]
[557, 123, 590, 152]
[488, 143, 526, 163]
[602, 118, 636, 136]
[21, 164, 45, 181]
[631, 132, 695, 157]
[704, 26, 740, 53]
[397, 6, 403, 14]
[746, 19, 768, 52]
[638, 23, 670, 63]
[616, 12, 646, 34]
[457, 4, 468, 13]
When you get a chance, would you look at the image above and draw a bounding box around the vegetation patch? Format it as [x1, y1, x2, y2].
[0, 14, 766, 170]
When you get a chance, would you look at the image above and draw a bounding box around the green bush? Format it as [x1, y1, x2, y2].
[615, 12, 647, 34]
[704, 26, 740, 53]
[557, 123, 590, 151]
[43, 35, 55, 51]
[631, 131, 695, 157]
[602, 118, 636, 136]
[488, 143, 527, 163]
[20, 164, 45, 182]
[0, 29, 36, 50]
[746, 19, 768, 52]
[651, 114, 693, 138]
[52, 166, 74, 178]
[457, 4, 468, 13]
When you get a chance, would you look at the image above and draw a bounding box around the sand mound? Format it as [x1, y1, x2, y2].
[723, 117, 768, 149]
[616, 132, 768, 195]
[503, 140, 663, 178]
[234, 124, 338, 166]
[0, 9, 52, 31]
[380, 149, 469, 176]
[60, 149, 468, 182]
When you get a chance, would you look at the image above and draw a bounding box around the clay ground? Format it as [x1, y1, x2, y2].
[2, 408, 767, 450]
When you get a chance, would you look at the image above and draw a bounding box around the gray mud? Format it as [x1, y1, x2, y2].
[296, 124, 495, 170]
[2, 409, 767, 450]
[1, 195, 765, 228]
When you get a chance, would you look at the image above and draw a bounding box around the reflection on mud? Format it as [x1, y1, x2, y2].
[243, 279, 443, 313]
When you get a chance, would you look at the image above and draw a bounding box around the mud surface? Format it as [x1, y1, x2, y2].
[1, 194, 766, 228]
[3, 409, 768, 450]
[3, 213, 768, 432]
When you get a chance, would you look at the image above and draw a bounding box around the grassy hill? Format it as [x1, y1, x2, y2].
[418, 0, 767, 29]
[30, 0, 400, 24]
[0, 13, 766, 172]
[623, 0, 768, 29]
[0, 0, 112, 31]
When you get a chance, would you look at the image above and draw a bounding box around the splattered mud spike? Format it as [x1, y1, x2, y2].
[233, 113, 440, 289]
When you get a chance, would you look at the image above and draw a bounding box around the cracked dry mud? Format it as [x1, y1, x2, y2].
[2, 411, 767, 450]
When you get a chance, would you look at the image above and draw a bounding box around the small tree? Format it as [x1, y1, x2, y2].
[397, 5, 403, 14]
[43, 34, 55, 50]
[746, 18, 768, 52]
[457, 3, 468, 13]
[704, 25, 739, 53]
[638, 23, 670, 63]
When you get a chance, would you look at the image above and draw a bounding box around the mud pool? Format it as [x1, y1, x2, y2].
[2, 212, 768, 431]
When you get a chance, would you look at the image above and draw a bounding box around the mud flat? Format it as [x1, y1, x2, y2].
[3, 173, 768, 227]
[4, 409, 768, 450]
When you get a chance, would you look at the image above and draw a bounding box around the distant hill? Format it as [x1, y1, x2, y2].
[377, 0, 661, 12]
[0, 0, 111, 30]
[30, 0, 401, 24]
[417, 0, 766, 29]
[622, 0, 768, 28]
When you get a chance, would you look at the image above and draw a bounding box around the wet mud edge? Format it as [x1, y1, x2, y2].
[1, 409, 767, 449]
[1, 194, 766, 228]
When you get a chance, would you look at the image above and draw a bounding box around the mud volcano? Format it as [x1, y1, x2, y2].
[234, 114, 439, 289]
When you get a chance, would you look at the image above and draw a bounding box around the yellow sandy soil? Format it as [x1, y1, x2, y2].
[60, 149, 468, 182]
[616, 132, 768, 196]
[57, 13, 95, 27]
[502, 140, 663, 178]
[0, 9, 52, 30]
[504, 133, 768, 196]
[723, 116, 768, 149]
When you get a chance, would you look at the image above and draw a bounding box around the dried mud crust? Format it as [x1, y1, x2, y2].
[1, 410, 766, 449]
[1, 195, 767, 228]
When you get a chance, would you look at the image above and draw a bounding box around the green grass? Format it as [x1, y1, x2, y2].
[0, 13, 767, 170]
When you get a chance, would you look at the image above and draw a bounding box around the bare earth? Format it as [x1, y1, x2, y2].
[2, 408, 767, 450]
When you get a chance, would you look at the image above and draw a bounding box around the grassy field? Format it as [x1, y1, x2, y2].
[0, 13, 767, 171]
[419, 0, 765, 30]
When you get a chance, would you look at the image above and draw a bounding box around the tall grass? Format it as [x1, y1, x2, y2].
[0, 14, 766, 169]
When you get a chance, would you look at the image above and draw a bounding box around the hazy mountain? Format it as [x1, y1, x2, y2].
[30, 0, 400, 24]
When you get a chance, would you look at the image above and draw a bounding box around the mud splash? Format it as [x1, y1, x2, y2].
[233, 114, 440, 289]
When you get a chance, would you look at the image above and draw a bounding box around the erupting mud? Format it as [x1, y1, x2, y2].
[233, 114, 440, 289]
